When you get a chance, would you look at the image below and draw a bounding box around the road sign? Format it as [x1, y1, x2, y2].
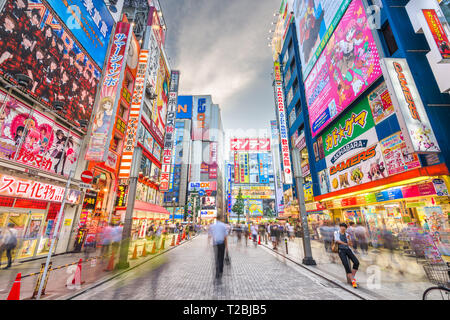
[81, 170, 94, 184]
[198, 189, 205, 196]
[80, 183, 92, 189]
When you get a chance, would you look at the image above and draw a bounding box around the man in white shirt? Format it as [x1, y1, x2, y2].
[208, 219, 228, 281]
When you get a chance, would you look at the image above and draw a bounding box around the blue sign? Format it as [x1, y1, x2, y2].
[375, 188, 403, 202]
[47, 0, 115, 69]
[177, 96, 193, 119]
[199, 189, 206, 196]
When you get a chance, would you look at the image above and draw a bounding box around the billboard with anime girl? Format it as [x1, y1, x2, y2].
[304, 0, 383, 138]
[0, 90, 81, 176]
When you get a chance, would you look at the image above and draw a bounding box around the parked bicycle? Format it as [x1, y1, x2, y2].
[422, 262, 450, 300]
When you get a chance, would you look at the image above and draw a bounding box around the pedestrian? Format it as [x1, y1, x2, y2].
[355, 223, 369, 255]
[288, 223, 294, 241]
[100, 222, 112, 257]
[111, 223, 122, 255]
[334, 223, 359, 288]
[208, 219, 228, 283]
[243, 223, 249, 246]
[251, 223, 258, 246]
[347, 221, 358, 253]
[0, 223, 18, 269]
[271, 224, 279, 250]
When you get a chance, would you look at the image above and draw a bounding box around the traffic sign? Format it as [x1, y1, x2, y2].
[198, 189, 205, 196]
[81, 170, 94, 183]
[80, 183, 92, 189]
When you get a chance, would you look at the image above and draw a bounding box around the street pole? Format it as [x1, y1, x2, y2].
[36, 169, 75, 300]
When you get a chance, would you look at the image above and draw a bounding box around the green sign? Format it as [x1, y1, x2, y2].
[322, 98, 375, 158]
[364, 193, 377, 204]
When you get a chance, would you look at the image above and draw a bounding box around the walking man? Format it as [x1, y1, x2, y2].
[208, 219, 228, 283]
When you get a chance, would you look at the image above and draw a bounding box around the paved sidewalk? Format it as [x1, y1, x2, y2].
[261, 236, 433, 300]
[0, 233, 185, 300]
[73, 234, 361, 300]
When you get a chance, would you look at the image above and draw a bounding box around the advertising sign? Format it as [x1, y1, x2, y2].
[367, 82, 395, 124]
[87, 22, 131, 162]
[274, 62, 293, 185]
[247, 200, 263, 217]
[46, 0, 114, 68]
[0, 0, 101, 128]
[318, 169, 331, 195]
[327, 143, 387, 192]
[230, 138, 271, 151]
[209, 142, 218, 179]
[200, 210, 217, 218]
[234, 152, 240, 184]
[147, 30, 160, 92]
[249, 153, 259, 184]
[177, 96, 193, 119]
[238, 153, 246, 184]
[192, 96, 210, 141]
[293, 0, 352, 80]
[117, 50, 150, 179]
[381, 58, 441, 153]
[188, 181, 217, 191]
[322, 98, 378, 168]
[305, 0, 383, 138]
[379, 132, 421, 175]
[201, 196, 216, 210]
[304, 182, 313, 202]
[151, 54, 170, 135]
[423, 9, 450, 60]
[0, 92, 81, 177]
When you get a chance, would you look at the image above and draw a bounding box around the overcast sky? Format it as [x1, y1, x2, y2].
[160, 0, 280, 138]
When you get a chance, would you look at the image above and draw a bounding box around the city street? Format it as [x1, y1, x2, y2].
[72, 234, 359, 300]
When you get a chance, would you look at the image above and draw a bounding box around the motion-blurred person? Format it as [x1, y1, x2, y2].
[320, 221, 333, 252]
[334, 223, 359, 288]
[100, 222, 113, 257]
[111, 223, 123, 255]
[0, 223, 17, 269]
[208, 219, 228, 283]
[288, 223, 295, 241]
[381, 221, 398, 266]
[235, 224, 242, 244]
[271, 224, 279, 250]
[243, 223, 250, 246]
[251, 223, 258, 247]
[355, 223, 369, 255]
[347, 221, 358, 253]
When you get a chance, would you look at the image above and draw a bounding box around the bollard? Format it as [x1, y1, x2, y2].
[285, 238, 288, 255]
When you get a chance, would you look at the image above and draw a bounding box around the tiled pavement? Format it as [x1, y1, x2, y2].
[73, 234, 360, 300]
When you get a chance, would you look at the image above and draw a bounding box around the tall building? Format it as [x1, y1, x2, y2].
[272, 0, 450, 240]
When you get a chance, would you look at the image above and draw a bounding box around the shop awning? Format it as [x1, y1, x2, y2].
[134, 201, 171, 215]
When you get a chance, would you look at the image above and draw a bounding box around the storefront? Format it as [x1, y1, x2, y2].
[0, 173, 81, 263]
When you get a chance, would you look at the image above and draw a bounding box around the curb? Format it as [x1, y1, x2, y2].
[58, 235, 199, 300]
[259, 242, 382, 301]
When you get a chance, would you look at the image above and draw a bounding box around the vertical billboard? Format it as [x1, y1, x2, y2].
[192, 96, 210, 140]
[422, 9, 450, 60]
[0, 0, 102, 128]
[249, 153, 259, 183]
[234, 152, 240, 184]
[46, 0, 115, 68]
[151, 53, 170, 136]
[118, 50, 150, 179]
[160, 70, 180, 191]
[274, 62, 293, 185]
[293, 0, 352, 80]
[177, 96, 193, 119]
[381, 58, 440, 153]
[239, 153, 247, 184]
[258, 153, 269, 184]
[305, 0, 383, 138]
[209, 142, 218, 179]
[86, 22, 132, 161]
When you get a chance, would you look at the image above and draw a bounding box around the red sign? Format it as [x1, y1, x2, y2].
[0, 174, 65, 202]
[230, 138, 271, 151]
[81, 171, 94, 184]
[423, 9, 450, 60]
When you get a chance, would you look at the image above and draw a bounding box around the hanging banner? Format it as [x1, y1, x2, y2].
[234, 152, 240, 184]
[381, 58, 441, 153]
[422, 9, 450, 60]
[274, 62, 293, 185]
[249, 153, 259, 184]
[379, 131, 421, 175]
[118, 50, 150, 179]
[86, 22, 132, 162]
[209, 142, 218, 179]
[304, 0, 383, 138]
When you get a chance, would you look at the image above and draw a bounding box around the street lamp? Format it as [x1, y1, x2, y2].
[172, 196, 176, 223]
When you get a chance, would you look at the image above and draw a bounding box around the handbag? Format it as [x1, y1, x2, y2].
[224, 250, 231, 265]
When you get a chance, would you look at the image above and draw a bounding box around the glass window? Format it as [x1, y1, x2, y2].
[381, 21, 398, 56]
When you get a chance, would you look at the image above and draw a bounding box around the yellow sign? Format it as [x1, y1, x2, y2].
[64, 219, 72, 226]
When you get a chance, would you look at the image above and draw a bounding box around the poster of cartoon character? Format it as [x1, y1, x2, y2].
[304, 0, 383, 138]
[152, 55, 169, 135]
[379, 132, 421, 175]
[318, 169, 331, 194]
[367, 81, 395, 124]
[0, 91, 80, 177]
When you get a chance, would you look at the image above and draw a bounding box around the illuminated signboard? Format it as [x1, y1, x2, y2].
[230, 138, 271, 152]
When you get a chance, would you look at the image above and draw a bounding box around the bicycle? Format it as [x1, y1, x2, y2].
[422, 262, 450, 300]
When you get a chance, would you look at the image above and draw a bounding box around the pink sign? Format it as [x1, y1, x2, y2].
[402, 182, 436, 198]
[304, 0, 382, 137]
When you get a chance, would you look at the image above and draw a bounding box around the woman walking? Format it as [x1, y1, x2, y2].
[334, 223, 359, 288]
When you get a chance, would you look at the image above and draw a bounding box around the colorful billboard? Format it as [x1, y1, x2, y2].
[327, 143, 387, 192]
[249, 153, 259, 184]
[118, 50, 150, 179]
[151, 53, 170, 136]
[192, 96, 209, 141]
[422, 9, 450, 60]
[293, 0, 352, 80]
[0, 91, 81, 177]
[201, 196, 216, 210]
[46, 0, 114, 68]
[322, 97, 378, 168]
[230, 138, 271, 152]
[177, 96, 193, 119]
[379, 132, 421, 176]
[247, 199, 263, 217]
[367, 81, 395, 124]
[304, 0, 383, 137]
[86, 22, 131, 162]
[0, 0, 101, 128]
[209, 142, 218, 179]
[381, 58, 441, 153]
[234, 152, 240, 184]
[258, 153, 269, 184]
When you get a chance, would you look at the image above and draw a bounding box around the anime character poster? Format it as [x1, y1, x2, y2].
[0, 91, 80, 177]
[152, 55, 169, 135]
[0, 0, 101, 128]
[304, 0, 383, 138]
[293, 0, 351, 79]
[367, 81, 395, 124]
[379, 132, 421, 176]
[318, 169, 330, 195]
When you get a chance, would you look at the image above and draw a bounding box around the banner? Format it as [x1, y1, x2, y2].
[86, 22, 131, 162]
[249, 153, 259, 184]
[209, 142, 218, 179]
[0, 0, 101, 128]
[192, 96, 209, 140]
[151, 54, 170, 135]
[243, 153, 250, 183]
[201, 196, 216, 210]
[188, 181, 217, 191]
[234, 152, 240, 184]
[0, 91, 81, 177]
[293, 0, 352, 80]
[379, 132, 421, 175]
[247, 199, 263, 217]
[327, 143, 386, 192]
[230, 138, 271, 151]
[305, 0, 382, 138]
[423, 9, 450, 60]
[274, 62, 293, 184]
[367, 82, 395, 124]
[381, 58, 440, 153]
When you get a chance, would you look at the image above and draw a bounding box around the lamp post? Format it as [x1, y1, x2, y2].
[172, 196, 176, 223]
